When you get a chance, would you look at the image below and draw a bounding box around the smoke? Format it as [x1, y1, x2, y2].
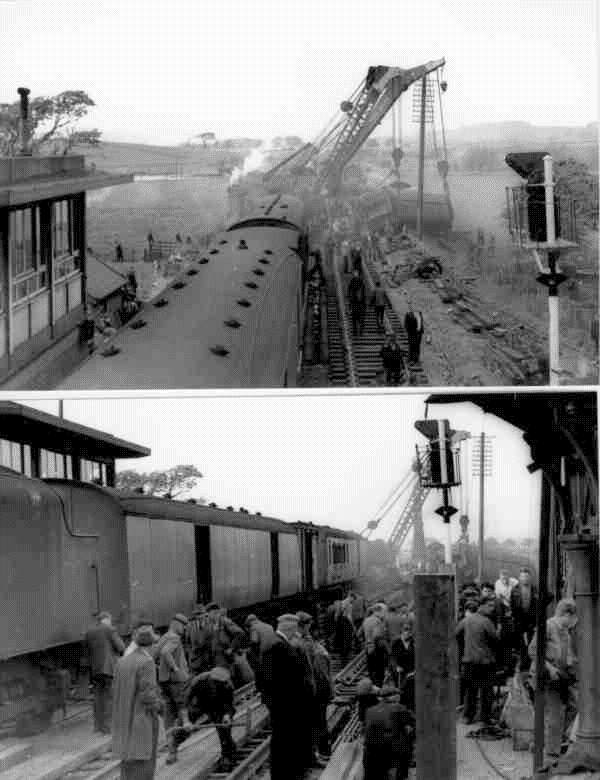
[229, 141, 274, 185]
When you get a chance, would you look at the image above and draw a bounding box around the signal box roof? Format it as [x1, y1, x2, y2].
[0, 401, 149, 459]
[0, 155, 132, 208]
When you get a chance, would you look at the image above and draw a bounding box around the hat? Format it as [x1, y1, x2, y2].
[192, 603, 205, 616]
[97, 611, 111, 622]
[296, 611, 313, 626]
[135, 627, 156, 646]
[380, 685, 401, 698]
[206, 602, 220, 612]
[173, 613, 189, 626]
[357, 678, 375, 696]
[245, 614, 257, 626]
[277, 613, 299, 625]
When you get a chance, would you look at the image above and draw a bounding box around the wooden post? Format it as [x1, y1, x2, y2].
[414, 573, 457, 780]
[533, 476, 552, 776]
[416, 76, 427, 242]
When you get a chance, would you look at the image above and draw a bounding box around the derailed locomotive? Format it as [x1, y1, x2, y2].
[358, 184, 453, 236]
[60, 193, 310, 390]
[0, 467, 367, 731]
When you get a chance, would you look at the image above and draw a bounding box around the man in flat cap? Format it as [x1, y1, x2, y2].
[363, 684, 415, 780]
[85, 610, 125, 734]
[198, 603, 245, 673]
[245, 614, 276, 684]
[259, 614, 312, 780]
[184, 604, 208, 674]
[112, 627, 162, 780]
[153, 614, 190, 764]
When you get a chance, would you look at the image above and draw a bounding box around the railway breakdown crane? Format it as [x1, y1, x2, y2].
[315, 59, 446, 197]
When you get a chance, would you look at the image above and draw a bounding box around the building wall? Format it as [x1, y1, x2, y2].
[0, 193, 86, 386]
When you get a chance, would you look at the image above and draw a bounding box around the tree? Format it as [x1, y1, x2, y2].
[284, 135, 303, 150]
[116, 464, 204, 500]
[196, 132, 216, 147]
[0, 90, 101, 156]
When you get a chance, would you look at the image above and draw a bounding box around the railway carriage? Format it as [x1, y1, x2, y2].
[0, 467, 364, 731]
[59, 193, 309, 390]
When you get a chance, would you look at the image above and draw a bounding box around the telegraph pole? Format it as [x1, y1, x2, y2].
[416, 76, 427, 242]
[472, 433, 493, 583]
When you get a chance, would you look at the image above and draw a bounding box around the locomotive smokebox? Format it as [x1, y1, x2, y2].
[17, 87, 33, 157]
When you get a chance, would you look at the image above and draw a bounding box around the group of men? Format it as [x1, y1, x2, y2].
[85, 604, 336, 780]
[456, 568, 578, 768]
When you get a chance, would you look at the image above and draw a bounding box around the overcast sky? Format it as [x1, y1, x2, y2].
[22, 392, 541, 544]
[0, 0, 596, 145]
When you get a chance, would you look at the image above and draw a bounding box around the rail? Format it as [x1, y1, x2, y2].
[332, 249, 358, 387]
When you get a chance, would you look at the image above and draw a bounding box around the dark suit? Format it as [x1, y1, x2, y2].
[363, 700, 414, 780]
[259, 635, 312, 780]
[86, 622, 125, 733]
[510, 584, 538, 671]
[404, 311, 424, 364]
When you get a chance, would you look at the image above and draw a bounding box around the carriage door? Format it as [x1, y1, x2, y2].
[194, 525, 212, 604]
[303, 531, 315, 591]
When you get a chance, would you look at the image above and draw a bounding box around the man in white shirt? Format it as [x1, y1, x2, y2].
[494, 570, 518, 607]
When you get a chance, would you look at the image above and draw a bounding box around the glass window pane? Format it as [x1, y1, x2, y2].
[0, 439, 10, 468]
[66, 455, 73, 480]
[23, 445, 32, 477]
[11, 442, 21, 473]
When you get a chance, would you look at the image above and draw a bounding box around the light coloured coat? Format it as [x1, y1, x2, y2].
[112, 648, 162, 761]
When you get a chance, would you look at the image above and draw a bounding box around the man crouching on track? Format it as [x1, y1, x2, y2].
[180, 665, 237, 773]
[362, 684, 415, 780]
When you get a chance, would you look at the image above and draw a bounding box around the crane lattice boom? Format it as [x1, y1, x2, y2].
[316, 59, 445, 195]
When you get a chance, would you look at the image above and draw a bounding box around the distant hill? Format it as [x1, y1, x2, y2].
[447, 120, 598, 147]
[74, 140, 255, 177]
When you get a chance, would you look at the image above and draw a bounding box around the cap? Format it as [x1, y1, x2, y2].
[244, 614, 257, 626]
[206, 602, 220, 612]
[173, 613, 189, 626]
[135, 627, 157, 646]
[357, 678, 375, 696]
[277, 613, 299, 625]
[192, 603, 205, 616]
[296, 611, 313, 626]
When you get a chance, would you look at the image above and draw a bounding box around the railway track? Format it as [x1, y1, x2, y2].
[55, 652, 367, 780]
[300, 247, 428, 387]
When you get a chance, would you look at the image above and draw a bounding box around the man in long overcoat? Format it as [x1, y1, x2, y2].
[112, 627, 162, 780]
[259, 614, 313, 780]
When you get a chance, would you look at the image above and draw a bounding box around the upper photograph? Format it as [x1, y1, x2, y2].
[0, 0, 597, 390]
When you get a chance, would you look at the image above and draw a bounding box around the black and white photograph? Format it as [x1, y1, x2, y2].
[0, 390, 596, 780]
[0, 0, 597, 389]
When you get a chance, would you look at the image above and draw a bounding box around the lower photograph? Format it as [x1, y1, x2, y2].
[0, 391, 597, 780]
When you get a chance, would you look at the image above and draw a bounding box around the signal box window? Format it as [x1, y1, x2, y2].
[40, 449, 72, 479]
[81, 459, 107, 486]
[9, 206, 47, 302]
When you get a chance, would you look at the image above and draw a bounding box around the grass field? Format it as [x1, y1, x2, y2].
[87, 178, 230, 259]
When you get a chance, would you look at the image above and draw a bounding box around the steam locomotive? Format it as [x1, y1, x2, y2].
[0, 467, 367, 732]
[60, 193, 310, 390]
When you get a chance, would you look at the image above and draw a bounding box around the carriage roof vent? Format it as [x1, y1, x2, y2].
[210, 345, 230, 356]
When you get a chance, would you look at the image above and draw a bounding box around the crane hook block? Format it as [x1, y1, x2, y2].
[441, 81, 448, 92]
[340, 100, 353, 114]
